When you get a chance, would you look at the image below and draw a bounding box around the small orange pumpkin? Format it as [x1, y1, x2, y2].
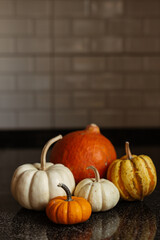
[107, 142, 157, 201]
[50, 123, 117, 183]
[46, 183, 92, 225]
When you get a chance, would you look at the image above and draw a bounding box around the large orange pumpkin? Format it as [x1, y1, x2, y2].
[50, 124, 117, 183]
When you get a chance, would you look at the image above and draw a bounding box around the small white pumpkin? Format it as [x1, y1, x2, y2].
[74, 166, 120, 212]
[11, 135, 75, 211]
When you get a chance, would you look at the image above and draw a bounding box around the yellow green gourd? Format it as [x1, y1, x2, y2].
[107, 142, 157, 201]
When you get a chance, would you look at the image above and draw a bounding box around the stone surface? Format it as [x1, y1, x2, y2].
[0, 144, 159, 239]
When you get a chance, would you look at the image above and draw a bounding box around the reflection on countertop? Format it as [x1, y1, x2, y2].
[0, 145, 159, 239]
[7, 201, 156, 240]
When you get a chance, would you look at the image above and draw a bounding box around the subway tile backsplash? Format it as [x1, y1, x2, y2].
[0, 0, 160, 129]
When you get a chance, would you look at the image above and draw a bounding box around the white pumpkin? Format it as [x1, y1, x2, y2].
[11, 135, 75, 211]
[74, 166, 120, 212]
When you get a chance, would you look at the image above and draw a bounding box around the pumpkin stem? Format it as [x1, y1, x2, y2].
[57, 183, 72, 201]
[86, 123, 100, 133]
[40, 135, 63, 170]
[87, 166, 100, 182]
[125, 141, 132, 160]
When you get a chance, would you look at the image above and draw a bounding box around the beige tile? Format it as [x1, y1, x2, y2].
[91, 0, 123, 17]
[54, 0, 88, 18]
[125, 75, 160, 89]
[125, 38, 160, 53]
[143, 57, 160, 71]
[17, 38, 52, 53]
[0, 19, 34, 36]
[73, 57, 106, 72]
[16, 0, 50, 17]
[91, 110, 125, 127]
[105, 57, 142, 72]
[54, 20, 71, 37]
[143, 93, 160, 108]
[0, 38, 15, 53]
[0, 76, 16, 90]
[54, 93, 71, 109]
[106, 19, 142, 36]
[105, 91, 143, 109]
[91, 73, 124, 90]
[0, 112, 17, 128]
[35, 93, 52, 109]
[126, 110, 160, 127]
[54, 73, 90, 90]
[35, 20, 51, 36]
[126, 1, 160, 16]
[91, 37, 123, 53]
[19, 111, 52, 128]
[0, 0, 159, 130]
[35, 57, 51, 72]
[17, 75, 51, 91]
[72, 20, 105, 36]
[143, 19, 160, 36]
[73, 92, 106, 108]
[0, 93, 34, 109]
[54, 38, 90, 53]
[0, 57, 34, 73]
[54, 110, 88, 128]
[0, 1, 15, 16]
[52, 57, 72, 72]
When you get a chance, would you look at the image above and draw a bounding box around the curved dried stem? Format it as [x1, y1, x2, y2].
[40, 135, 62, 170]
[87, 166, 100, 182]
[57, 183, 72, 201]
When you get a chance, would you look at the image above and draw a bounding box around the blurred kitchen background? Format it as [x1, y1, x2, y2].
[0, 0, 160, 132]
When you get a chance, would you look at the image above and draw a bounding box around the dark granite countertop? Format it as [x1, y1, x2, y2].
[0, 144, 159, 240]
